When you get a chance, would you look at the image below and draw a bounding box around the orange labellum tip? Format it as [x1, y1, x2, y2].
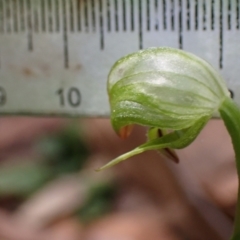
[118, 125, 134, 139]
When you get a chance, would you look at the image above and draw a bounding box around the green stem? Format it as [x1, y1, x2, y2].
[219, 97, 240, 240]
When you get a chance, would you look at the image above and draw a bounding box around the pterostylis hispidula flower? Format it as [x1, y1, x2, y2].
[98, 47, 240, 240]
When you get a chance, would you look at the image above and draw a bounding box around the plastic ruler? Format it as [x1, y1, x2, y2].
[0, 0, 239, 117]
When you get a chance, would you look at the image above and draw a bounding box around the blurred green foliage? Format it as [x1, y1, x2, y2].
[38, 124, 89, 175]
[0, 162, 51, 197]
[77, 182, 117, 223]
[0, 124, 89, 198]
[0, 123, 117, 222]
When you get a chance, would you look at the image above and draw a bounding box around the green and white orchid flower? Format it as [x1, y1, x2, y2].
[99, 47, 240, 240]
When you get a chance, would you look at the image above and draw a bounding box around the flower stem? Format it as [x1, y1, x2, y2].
[219, 97, 240, 240]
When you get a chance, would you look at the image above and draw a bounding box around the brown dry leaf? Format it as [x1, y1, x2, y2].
[0, 117, 64, 162]
[46, 218, 83, 240]
[0, 210, 82, 240]
[0, 210, 47, 240]
[14, 174, 88, 229]
[84, 211, 179, 240]
[202, 160, 238, 218]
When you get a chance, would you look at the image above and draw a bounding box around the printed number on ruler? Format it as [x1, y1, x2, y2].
[0, 0, 239, 116]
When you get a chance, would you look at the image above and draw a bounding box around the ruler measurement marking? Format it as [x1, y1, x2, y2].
[146, 0, 150, 31]
[99, 0, 104, 50]
[154, 0, 159, 30]
[48, 0, 53, 32]
[84, 0, 88, 32]
[236, 0, 240, 29]
[77, 0, 81, 31]
[1, 0, 240, 115]
[138, 0, 143, 49]
[203, 0, 206, 30]
[219, 0, 223, 69]
[11, 0, 15, 33]
[0, 0, 235, 74]
[0, 0, 3, 68]
[228, 0, 231, 30]
[4, 0, 8, 33]
[0, 0, 3, 33]
[9, 0, 14, 33]
[19, 0, 25, 31]
[178, 0, 182, 49]
[13, 0, 19, 32]
[69, 0, 74, 32]
[211, 0, 215, 30]
[41, 0, 46, 32]
[34, 4, 39, 32]
[186, 0, 190, 30]
[130, 0, 134, 31]
[114, 0, 119, 31]
[55, 0, 60, 32]
[195, 0, 198, 30]
[163, 0, 167, 30]
[91, 0, 96, 31]
[6, 0, 11, 33]
[106, 0, 111, 31]
[122, 0, 126, 31]
[26, 0, 33, 51]
[0, 0, 4, 33]
[62, 0, 69, 68]
[171, 0, 175, 30]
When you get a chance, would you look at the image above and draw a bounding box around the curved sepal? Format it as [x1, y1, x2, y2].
[108, 48, 229, 136]
[97, 115, 210, 171]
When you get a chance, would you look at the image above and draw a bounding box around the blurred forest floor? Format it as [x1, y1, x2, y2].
[0, 117, 237, 240]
